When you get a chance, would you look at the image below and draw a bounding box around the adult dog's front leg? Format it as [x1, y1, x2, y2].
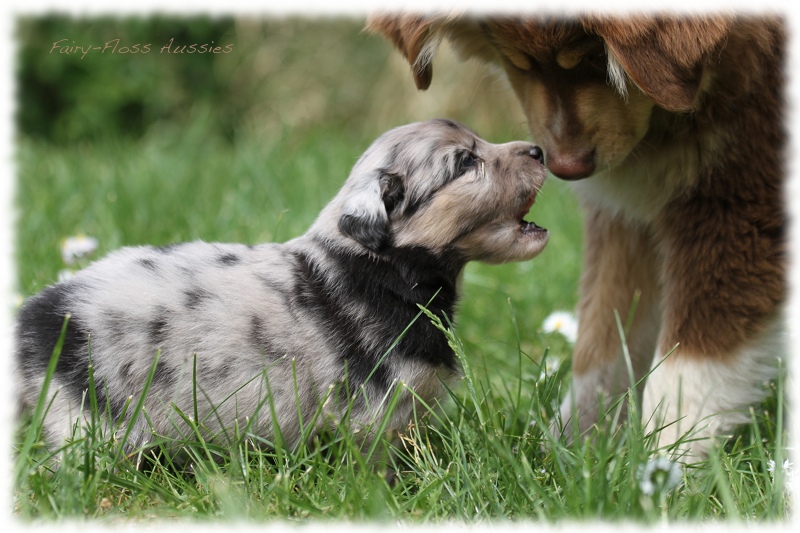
[643, 192, 786, 459]
[556, 207, 661, 441]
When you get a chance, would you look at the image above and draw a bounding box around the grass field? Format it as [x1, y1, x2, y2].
[12, 17, 791, 523]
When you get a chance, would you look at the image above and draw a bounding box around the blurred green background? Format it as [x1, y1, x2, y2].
[18, 15, 532, 143]
[15, 14, 584, 387]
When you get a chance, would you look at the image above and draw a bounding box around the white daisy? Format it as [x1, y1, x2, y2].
[638, 456, 682, 496]
[61, 235, 98, 265]
[767, 458, 794, 496]
[538, 356, 561, 381]
[767, 458, 793, 476]
[57, 269, 75, 282]
[541, 311, 578, 343]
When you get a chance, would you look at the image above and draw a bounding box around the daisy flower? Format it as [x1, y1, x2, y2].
[767, 457, 794, 496]
[61, 235, 98, 265]
[638, 456, 683, 496]
[541, 311, 578, 344]
[57, 269, 75, 282]
[767, 458, 793, 477]
[538, 356, 561, 381]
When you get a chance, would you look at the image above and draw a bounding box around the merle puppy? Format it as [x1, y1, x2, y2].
[16, 119, 548, 451]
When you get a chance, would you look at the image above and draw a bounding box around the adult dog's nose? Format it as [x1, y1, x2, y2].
[528, 146, 544, 163]
[547, 149, 595, 181]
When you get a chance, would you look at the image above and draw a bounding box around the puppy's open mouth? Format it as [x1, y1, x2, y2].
[517, 195, 547, 235]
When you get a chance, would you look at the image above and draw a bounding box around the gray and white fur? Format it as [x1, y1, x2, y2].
[15, 119, 549, 452]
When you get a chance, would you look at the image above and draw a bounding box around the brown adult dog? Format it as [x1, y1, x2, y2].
[368, 13, 787, 458]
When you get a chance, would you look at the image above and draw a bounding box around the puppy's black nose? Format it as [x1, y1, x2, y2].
[529, 146, 544, 163]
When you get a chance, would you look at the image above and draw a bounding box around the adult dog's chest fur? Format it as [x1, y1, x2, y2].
[568, 115, 726, 226]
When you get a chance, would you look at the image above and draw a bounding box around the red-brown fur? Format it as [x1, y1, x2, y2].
[368, 12, 787, 457]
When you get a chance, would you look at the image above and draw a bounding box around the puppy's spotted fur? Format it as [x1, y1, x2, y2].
[16, 119, 548, 451]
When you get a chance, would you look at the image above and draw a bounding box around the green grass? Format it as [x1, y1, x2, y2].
[13, 120, 791, 524]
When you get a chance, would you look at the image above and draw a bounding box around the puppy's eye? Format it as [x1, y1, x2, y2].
[455, 150, 479, 177]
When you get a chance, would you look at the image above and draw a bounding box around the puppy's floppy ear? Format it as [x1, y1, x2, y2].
[584, 15, 733, 112]
[366, 13, 447, 90]
[339, 172, 405, 254]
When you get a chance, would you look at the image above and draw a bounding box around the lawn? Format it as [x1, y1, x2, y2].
[11, 16, 791, 523]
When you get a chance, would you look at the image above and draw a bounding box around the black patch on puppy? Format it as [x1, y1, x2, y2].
[290, 243, 463, 395]
[338, 172, 406, 254]
[15, 285, 135, 422]
[152, 360, 177, 387]
[92, 381, 129, 423]
[433, 118, 461, 130]
[148, 310, 170, 347]
[402, 195, 429, 219]
[291, 250, 391, 393]
[15, 284, 90, 404]
[104, 310, 130, 341]
[380, 172, 405, 215]
[217, 360, 234, 379]
[138, 258, 158, 271]
[119, 361, 133, 380]
[218, 253, 240, 266]
[338, 213, 392, 254]
[255, 272, 292, 301]
[154, 243, 179, 254]
[249, 315, 281, 360]
[184, 288, 210, 310]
